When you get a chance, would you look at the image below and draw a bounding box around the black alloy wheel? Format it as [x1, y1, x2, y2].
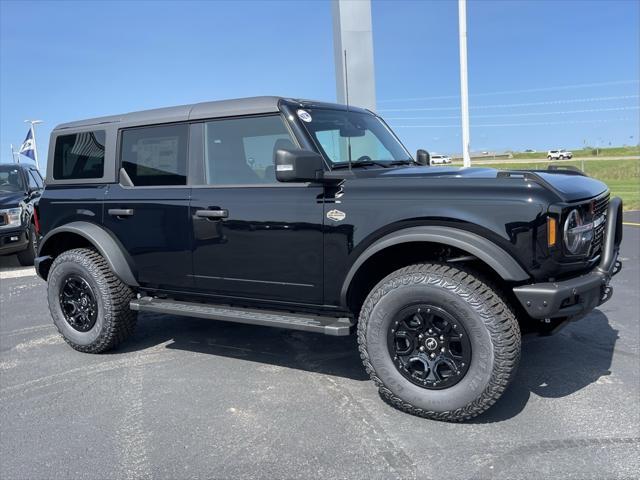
[59, 275, 98, 332]
[388, 304, 471, 390]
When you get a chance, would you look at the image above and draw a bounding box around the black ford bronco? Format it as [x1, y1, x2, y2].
[35, 97, 623, 421]
[0, 163, 43, 265]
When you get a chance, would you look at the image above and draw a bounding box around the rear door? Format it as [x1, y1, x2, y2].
[103, 123, 192, 290]
[189, 115, 324, 305]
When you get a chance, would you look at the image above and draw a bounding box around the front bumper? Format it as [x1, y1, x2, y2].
[513, 197, 623, 320]
[0, 228, 29, 255]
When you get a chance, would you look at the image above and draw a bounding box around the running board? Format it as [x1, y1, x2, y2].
[130, 297, 353, 336]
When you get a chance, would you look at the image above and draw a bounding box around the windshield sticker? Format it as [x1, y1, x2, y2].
[297, 109, 312, 122]
[327, 209, 346, 222]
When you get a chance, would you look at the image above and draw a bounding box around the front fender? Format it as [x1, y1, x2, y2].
[340, 225, 530, 307]
[37, 221, 139, 286]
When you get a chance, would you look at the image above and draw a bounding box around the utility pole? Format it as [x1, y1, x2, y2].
[458, 0, 471, 167]
[332, 0, 376, 112]
[24, 119, 43, 171]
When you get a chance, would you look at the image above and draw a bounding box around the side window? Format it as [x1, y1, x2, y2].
[204, 115, 295, 185]
[53, 131, 106, 180]
[120, 124, 188, 186]
[27, 170, 42, 190]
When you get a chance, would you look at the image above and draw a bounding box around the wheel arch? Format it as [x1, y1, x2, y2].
[36, 221, 139, 287]
[341, 225, 530, 313]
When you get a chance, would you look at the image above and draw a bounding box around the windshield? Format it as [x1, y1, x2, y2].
[0, 166, 25, 192]
[300, 108, 412, 166]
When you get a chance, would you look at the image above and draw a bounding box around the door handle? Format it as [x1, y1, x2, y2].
[195, 209, 228, 219]
[108, 208, 134, 217]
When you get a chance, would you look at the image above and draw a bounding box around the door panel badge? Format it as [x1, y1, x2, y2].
[327, 209, 346, 222]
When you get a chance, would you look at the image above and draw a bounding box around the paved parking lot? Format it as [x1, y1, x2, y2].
[1, 217, 639, 479]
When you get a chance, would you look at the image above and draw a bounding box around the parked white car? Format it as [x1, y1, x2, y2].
[430, 154, 452, 164]
[547, 149, 573, 160]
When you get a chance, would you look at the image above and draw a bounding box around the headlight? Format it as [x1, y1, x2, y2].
[563, 208, 594, 256]
[0, 207, 23, 228]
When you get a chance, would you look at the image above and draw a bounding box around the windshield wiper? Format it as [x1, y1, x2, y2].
[388, 159, 418, 166]
[332, 160, 390, 170]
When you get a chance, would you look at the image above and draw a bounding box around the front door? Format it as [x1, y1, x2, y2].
[190, 115, 324, 305]
[103, 123, 192, 290]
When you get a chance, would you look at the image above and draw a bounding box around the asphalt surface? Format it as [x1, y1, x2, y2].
[1, 216, 639, 480]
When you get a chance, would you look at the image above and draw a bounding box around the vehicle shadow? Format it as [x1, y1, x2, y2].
[117, 311, 369, 381]
[117, 308, 617, 418]
[471, 309, 618, 423]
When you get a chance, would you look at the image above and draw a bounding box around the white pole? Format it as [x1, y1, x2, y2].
[24, 120, 43, 171]
[458, 0, 471, 168]
[10, 144, 18, 163]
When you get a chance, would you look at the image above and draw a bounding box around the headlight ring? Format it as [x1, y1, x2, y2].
[563, 208, 594, 256]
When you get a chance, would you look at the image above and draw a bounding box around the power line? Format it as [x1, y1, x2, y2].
[378, 79, 640, 103]
[384, 105, 640, 121]
[379, 94, 640, 112]
[391, 117, 637, 128]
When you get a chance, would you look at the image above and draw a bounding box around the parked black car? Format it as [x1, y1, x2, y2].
[0, 163, 43, 265]
[34, 97, 623, 421]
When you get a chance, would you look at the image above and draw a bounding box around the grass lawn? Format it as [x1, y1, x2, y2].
[510, 145, 639, 160]
[471, 158, 640, 210]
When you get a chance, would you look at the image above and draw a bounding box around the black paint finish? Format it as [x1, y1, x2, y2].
[37, 98, 614, 319]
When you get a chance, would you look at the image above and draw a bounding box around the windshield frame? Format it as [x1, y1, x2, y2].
[297, 107, 414, 169]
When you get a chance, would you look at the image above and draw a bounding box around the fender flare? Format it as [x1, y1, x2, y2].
[38, 221, 139, 287]
[340, 225, 530, 306]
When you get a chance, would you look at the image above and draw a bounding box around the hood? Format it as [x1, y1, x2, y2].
[344, 165, 608, 202]
[0, 192, 26, 208]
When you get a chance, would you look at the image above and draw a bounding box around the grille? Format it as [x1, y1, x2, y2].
[590, 193, 609, 259]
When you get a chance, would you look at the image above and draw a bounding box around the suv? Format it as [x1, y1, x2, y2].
[429, 154, 452, 164]
[0, 163, 43, 265]
[35, 97, 623, 421]
[548, 149, 573, 160]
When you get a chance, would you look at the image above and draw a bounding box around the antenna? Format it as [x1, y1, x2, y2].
[343, 49, 352, 171]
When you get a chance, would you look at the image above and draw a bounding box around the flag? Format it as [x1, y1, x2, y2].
[19, 128, 36, 160]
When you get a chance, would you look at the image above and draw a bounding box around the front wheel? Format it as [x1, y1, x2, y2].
[16, 223, 37, 266]
[357, 263, 521, 421]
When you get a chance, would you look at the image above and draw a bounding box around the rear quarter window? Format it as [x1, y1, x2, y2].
[120, 124, 188, 186]
[53, 131, 106, 180]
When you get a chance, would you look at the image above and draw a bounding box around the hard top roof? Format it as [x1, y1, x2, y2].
[54, 96, 371, 131]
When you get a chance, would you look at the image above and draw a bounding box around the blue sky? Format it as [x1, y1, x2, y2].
[1, 0, 638, 167]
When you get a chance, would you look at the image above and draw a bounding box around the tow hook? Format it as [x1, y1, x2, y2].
[613, 260, 622, 276]
[601, 285, 614, 304]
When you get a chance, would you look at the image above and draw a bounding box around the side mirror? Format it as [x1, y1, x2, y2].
[275, 149, 325, 183]
[416, 149, 431, 166]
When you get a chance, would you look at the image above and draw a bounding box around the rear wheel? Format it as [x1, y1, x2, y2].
[357, 263, 521, 421]
[47, 248, 137, 353]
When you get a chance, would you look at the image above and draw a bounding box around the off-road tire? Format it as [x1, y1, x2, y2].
[47, 248, 137, 353]
[357, 263, 521, 422]
[16, 223, 36, 266]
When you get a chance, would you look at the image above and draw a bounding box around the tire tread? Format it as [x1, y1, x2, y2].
[357, 262, 521, 422]
[48, 248, 137, 353]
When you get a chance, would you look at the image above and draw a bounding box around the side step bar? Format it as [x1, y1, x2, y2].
[130, 297, 353, 336]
